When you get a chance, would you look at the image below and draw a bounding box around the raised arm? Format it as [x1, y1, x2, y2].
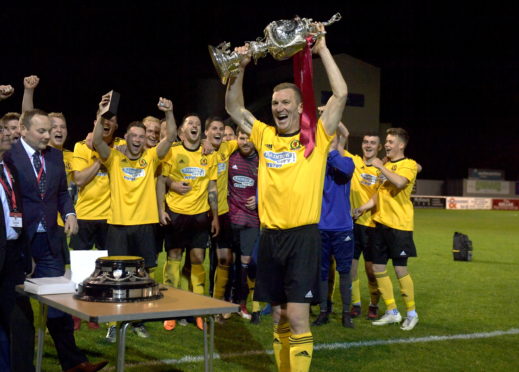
[225, 45, 257, 135]
[0, 85, 14, 101]
[21, 75, 40, 113]
[336, 122, 349, 153]
[93, 94, 112, 160]
[156, 97, 176, 159]
[312, 25, 348, 136]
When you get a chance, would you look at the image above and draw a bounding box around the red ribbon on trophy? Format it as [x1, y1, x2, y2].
[293, 36, 317, 158]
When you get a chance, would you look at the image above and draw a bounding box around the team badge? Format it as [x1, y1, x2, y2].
[200, 157, 208, 166]
[290, 139, 301, 150]
[139, 158, 148, 167]
[391, 165, 397, 171]
[220, 153, 226, 161]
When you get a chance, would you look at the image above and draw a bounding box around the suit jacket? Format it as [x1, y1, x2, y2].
[0, 160, 32, 275]
[4, 141, 74, 257]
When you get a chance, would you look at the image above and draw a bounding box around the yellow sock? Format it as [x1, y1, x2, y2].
[191, 264, 205, 295]
[351, 278, 361, 305]
[252, 301, 261, 313]
[375, 270, 396, 311]
[163, 258, 181, 288]
[147, 267, 156, 281]
[398, 274, 416, 312]
[247, 276, 261, 312]
[273, 322, 291, 372]
[368, 279, 380, 306]
[181, 260, 192, 291]
[213, 264, 230, 299]
[289, 332, 313, 372]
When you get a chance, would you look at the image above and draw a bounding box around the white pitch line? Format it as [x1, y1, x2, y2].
[108, 328, 519, 370]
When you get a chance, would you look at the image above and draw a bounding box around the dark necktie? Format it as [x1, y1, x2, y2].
[0, 164, 9, 188]
[0, 164, 13, 210]
[32, 152, 48, 230]
[32, 151, 46, 197]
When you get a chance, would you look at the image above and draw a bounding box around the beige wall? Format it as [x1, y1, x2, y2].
[313, 53, 381, 140]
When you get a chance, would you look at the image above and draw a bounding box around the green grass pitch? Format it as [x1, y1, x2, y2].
[37, 209, 519, 371]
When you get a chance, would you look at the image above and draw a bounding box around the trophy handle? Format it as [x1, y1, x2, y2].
[248, 38, 269, 64]
[323, 12, 341, 26]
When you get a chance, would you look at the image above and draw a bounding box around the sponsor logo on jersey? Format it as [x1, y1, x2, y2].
[232, 175, 254, 188]
[360, 173, 378, 186]
[232, 164, 238, 170]
[122, 167, 145, 181]
[264, 151, 296, 168]
[305, 290, 313, 298]
[265, 144, 273, 149]
[181, 167, 206, 179]
[218, 162, 227, 174]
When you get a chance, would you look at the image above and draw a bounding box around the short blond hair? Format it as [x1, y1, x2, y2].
[142, 116, 160, 125]
[48, 112, 66, 124]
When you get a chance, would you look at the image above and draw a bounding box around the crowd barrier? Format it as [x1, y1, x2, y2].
[411, 196, 519, 211]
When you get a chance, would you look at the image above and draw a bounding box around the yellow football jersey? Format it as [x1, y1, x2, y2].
[344, 150, 381, 228]
[215, 140, 238, 215]
[63, 149, 74, 186]
[162, 143, 217, 215]
[250, 119, 332, 229]
[103, 146, 161, 225]
[57, 149, 74, 227]
[372, 158, 418, 231]
[71, 138, 125, 220]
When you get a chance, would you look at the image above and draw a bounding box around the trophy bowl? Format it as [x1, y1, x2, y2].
[208, 44, 242, 85]
[208, 13, 341, 84]
[75, 256, 163, 303]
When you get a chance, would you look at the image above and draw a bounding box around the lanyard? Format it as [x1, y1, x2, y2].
[36, 153, 46, 182]
[31, 151, 46, 198]
[0, 164, 18, 212]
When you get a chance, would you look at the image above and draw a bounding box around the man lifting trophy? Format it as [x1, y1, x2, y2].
[208, 13, 341, 84]
[224, 14, 349, 372]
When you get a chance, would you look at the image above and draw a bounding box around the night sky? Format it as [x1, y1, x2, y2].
[1, 2, 518, 180]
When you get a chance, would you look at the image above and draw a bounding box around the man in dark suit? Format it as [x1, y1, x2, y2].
[5, 108, 107, 372]
[0, 113, 35, 372]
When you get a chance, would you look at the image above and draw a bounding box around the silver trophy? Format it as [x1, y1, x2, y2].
[209, 13, 342, 84]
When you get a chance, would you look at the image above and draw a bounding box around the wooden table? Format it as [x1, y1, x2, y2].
[17, 285, 239, 372]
